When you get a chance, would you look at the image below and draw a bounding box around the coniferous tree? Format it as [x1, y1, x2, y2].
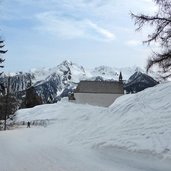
[25, 86, 42, 108]
[0, 40, 7, 76]
[23, 79, 43, 108]
[0, 39, 9, 130]
[131, 0, 171, 79]
[0, 39, 7, 95]
[0, 95, 19, 127]
[0, 77, 19, 130]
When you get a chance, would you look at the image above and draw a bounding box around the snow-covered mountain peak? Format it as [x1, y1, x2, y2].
[60, 60, 73, 67]
[128, 71, 152, 83]
[124, 71, 158, 93]
[0, 60, 160, 103]
[92, 65, 119, 80]
[56, 60, 85, 73]
[93, 65, 117, 74]
[53, 60, 86, 83]
[28, 60, 86, 84]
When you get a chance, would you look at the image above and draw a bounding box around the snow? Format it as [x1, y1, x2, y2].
[1, 81, 171, 170]
[27, 60, 158, 85]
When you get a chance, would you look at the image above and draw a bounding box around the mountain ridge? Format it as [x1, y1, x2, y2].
[0, 60, 159, 103]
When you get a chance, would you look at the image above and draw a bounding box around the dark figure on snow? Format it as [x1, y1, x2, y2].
[27, 121, 31, 128]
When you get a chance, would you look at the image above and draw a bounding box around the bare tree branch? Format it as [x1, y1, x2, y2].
[131, 0, 171, 79]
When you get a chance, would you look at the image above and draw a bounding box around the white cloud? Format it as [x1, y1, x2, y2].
[35, 11, 115, 41]
[1, 0, 159, 72]
[87, 21, 115, 40]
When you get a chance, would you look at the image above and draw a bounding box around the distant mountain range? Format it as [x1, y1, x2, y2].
[0, 60, 159, 103]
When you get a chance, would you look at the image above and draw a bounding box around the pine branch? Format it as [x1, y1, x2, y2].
[0, 50, 8, 54]
[0, 45, 5, 48]
[0, 58, 5, 63]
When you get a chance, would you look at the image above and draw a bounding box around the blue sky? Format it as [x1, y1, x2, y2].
[0, 0, 157, 72]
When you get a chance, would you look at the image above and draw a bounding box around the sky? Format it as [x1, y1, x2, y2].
[0, 0, 158, 72]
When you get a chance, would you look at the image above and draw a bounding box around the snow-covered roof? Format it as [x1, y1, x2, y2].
[75, 80, 124, 94]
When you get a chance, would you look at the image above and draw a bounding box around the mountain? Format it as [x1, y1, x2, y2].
[0, 60, 86, 102]
[0, 72, 32, 93]
[124, 71, 159, 93]
[0, 60, 158, 103]
[91, 65, 146, 81]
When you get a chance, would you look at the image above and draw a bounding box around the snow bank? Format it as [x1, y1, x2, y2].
[15, 82, 171, 159]
[107, 82, 171, 158]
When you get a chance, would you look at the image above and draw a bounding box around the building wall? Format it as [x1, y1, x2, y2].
[74, 93, 123, 107]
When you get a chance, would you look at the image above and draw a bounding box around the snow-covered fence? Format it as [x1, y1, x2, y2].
[15, 119, 50, 127]
[31, 119, 50, 127]
[0, 120, 16, 130]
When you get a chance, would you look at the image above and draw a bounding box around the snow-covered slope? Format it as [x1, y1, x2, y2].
[15, 81, 171, 159]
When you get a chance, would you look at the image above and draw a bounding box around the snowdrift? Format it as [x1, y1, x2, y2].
[15, 82, 171, 159]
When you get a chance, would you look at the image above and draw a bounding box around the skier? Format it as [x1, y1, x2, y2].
[27, 121, 31, 128]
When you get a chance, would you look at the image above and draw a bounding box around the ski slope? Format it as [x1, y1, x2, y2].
[1, 127, 171, 171]
[0, 81, 171, 170]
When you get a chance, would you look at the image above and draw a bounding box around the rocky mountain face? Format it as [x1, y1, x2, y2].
[124, 71, 158, 93]
[0, 61, 86, 103]
[0, 60, 159, 103]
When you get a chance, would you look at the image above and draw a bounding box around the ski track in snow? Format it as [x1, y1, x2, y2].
[1, 126, 171, 171]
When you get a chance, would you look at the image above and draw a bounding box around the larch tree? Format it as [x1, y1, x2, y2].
[131, 0, 171, 79]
